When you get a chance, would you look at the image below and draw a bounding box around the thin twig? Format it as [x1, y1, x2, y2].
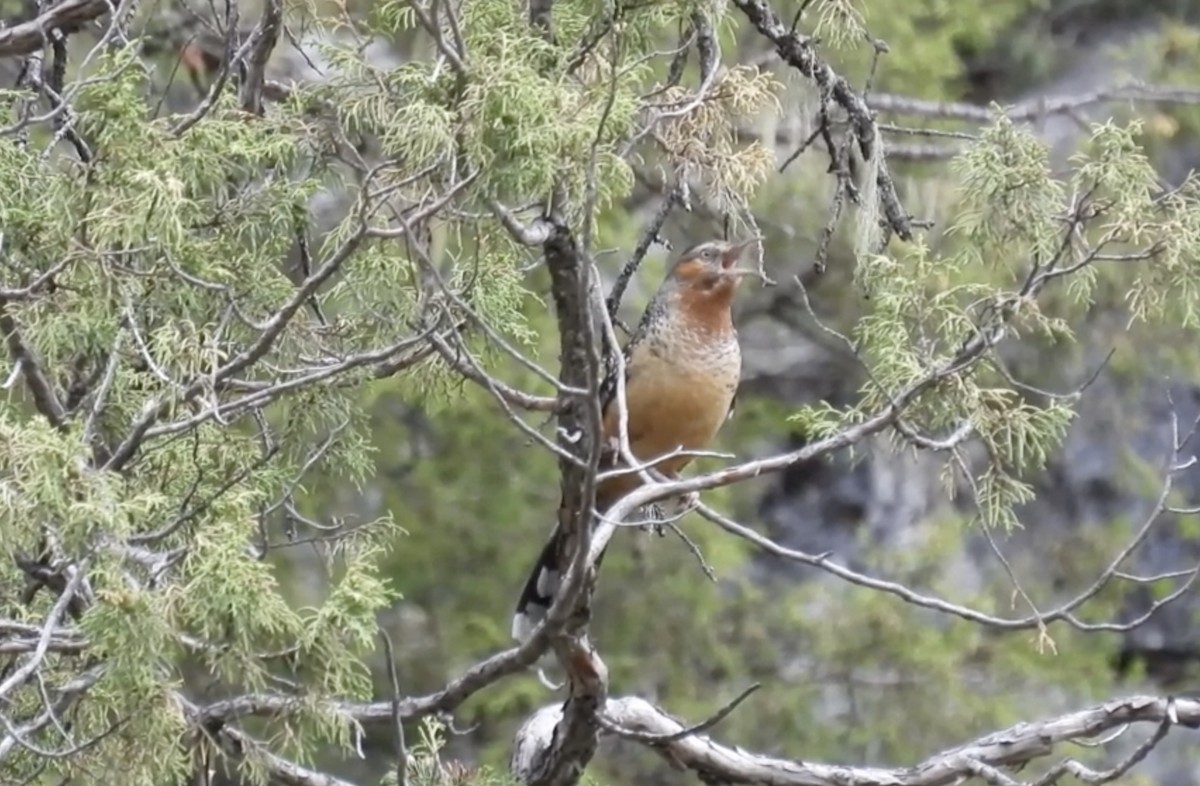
[600, 683, 760, 743]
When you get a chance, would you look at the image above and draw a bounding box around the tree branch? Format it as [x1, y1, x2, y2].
[0, 297, 67, 428]
[515, 694, 1199, 786]
[731, 0, 913, 241]
[239, 0, 283, 115]
[0, 0, 110, 57]
[181, 694, 362, 786]
[516, 221, 610, 786]
[868, 84, 1200, 123]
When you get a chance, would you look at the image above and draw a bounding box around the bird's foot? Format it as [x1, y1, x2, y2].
[640, 515, 668, 538]
[642, 491, 700, 537]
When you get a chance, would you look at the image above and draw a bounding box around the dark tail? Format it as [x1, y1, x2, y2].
[511, 524, 608, 642]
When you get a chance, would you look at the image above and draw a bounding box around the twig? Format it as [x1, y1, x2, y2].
[1030, 716, 1172, 786]
[380, 630, 408, 786]
[660, 520, 717, 583]
[606, 183, 680, 320]
[600, 683, 760, 743]
[170, 1, 241, 136]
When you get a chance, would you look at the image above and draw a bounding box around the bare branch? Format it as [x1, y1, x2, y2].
[379, 630, 409, 786]
[869, 84, 1200, 123]
[170, 3, 241, 137]
[194, 634, 560, 727]
[694, 455, 1197, 636]
[516, 694, 1199, 786]
[1029, 716, 1172, 786]
[600, 683, 760, 743]
[0, 0, 111, 58]
[428, 334, 557, 412]
[606, 182, 679, 320]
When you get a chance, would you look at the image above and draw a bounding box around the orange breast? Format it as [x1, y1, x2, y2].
[596, 339, 738, 508]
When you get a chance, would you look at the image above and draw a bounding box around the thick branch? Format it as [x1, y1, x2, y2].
[515, 694, 1199, 786]
[0, 0, 110, 57]
[239, 0, 283, 114]
[195, 638, 556, 726]
[521, 221, 609, 786]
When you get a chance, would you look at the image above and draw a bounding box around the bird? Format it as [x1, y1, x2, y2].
[511, 237, 756, 643]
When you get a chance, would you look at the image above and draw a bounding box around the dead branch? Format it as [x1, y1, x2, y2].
[513, 694, 1198, 786]
[606, 181, 680, 320]
[681, 380, 1198, 638]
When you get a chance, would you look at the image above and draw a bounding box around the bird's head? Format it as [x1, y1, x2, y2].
[668, 239, 757, 300]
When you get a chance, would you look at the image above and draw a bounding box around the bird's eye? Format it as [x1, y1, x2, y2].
[703, 247, 718, 261]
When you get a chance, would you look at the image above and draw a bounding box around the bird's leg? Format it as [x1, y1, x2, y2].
[642, 510, 668, 537]
[645, 474, 699, 537]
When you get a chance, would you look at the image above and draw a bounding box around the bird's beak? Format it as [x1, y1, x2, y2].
[719, 239, 758, 277]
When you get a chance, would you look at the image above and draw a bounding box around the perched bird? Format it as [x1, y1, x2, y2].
[511, 238, 756, 642]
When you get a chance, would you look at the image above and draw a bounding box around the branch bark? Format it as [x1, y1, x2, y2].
[239, 0, 284, 114]
[518, 221, 610, 786]
[868, 84, 1200, 123]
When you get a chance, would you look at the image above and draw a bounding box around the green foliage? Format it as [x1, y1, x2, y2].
[0, 46, 399, 786]
[791, 110, 1200, 535]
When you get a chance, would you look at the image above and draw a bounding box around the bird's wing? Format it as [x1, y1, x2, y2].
[599, 296, 661, 424]
[725, 327, 740, 422]
[596, 338, 639, 465]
